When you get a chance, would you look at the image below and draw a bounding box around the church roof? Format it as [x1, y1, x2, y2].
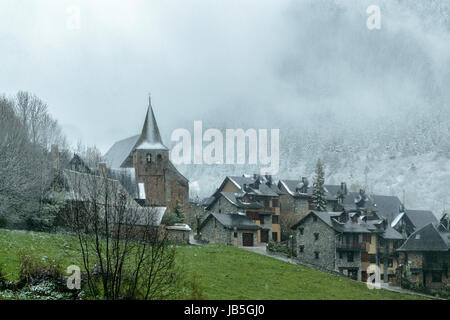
[135, 100, 168, 151]
[103, 98, 168, 168]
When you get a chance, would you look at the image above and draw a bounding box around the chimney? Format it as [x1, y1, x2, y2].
[341, 182, 347, 195]
[99, 162, 107, 177]
[51, 144, 59, 170]
[301, 177, 308, 193]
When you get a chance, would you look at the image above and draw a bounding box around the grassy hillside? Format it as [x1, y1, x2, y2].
[0, 229, 425, 300]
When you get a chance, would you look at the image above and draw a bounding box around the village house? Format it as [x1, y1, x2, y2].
[103, 97, 189, 211]
[205, 174, 281, 243]
[277, 178, 341, 220]
[199, 212, 259, 247]
[396, 214, 450, 293]
[278, 178, 405, 225]
[292, 210, 403, 283]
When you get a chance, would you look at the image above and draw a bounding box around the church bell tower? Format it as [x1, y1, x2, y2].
[133, 96, 169, 206]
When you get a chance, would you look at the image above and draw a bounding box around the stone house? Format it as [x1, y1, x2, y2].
[205, 174, 281, 243]
[292, 210, 403, 283]
[277, 178, 341, 220]
[397, 221, 450, 292]
[103, 97, 189, 211]
[199, 212, 259, 247]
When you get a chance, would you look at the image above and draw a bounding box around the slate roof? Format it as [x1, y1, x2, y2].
[278, 180, 338, 201]
[219, 192, 264, 209]
[103, 100, 168, 169]
[103, 134, 140, 169]
[200, 212, 259, 231]
[57, 169, 164, 226]
[135, 103, 168, 151]
[292, 210, 398, 237]
[370, 195, 404, 222]
[227, 175, 280, 197]
[291, 211, 340, 230]
[381, 224, 404, 240]
[404, 209, 438, 230]
[278, 180, 403, 221]
[397, 223, 450, 252]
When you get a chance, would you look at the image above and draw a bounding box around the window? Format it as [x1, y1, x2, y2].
[339, 252, 343, 259]
[259, 215, 265, 225]
[388, 259, 393, 268]
[379, 238, 385, 246]
[299, 245, 304, 253]
[299, 228, 304, 235]
[218, 209, 222, 213]
[432, 272, 442, 283]
[363, 234, 371, 243]
[146, 153, 152, 164]
[347, 252, 354, 262]
[264, 199, 270, 207]
[314, 251, 319, 259]
[234, 232, 238, 238]
[313, 215, 318, 222]
[272, 199, 279, 207]
[272, 215, 279, 224]
[369, 254, 376, 263]
[314, 233, 319, 241]
[157, 154, 162, 160]
[272, 232, 278, 241]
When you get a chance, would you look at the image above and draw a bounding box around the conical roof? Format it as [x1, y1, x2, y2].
[135, 97, 168, 150]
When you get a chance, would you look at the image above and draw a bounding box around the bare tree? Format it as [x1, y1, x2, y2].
[63, 170, 180, 299]
[0, 91, 68, 229]
[15, 91, 67, 151]
[280, 212, 300, 241]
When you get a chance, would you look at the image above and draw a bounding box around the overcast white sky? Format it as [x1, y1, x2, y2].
[0, 0, 449, 153]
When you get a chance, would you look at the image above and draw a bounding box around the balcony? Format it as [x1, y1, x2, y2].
[336, 242, 367, 251]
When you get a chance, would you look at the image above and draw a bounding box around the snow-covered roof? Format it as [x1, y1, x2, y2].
[166, 223, 192, 231]
[134, 102, 168, 151]
[103, 99, 168, 169]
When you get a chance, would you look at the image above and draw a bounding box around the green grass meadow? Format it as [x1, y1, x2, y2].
[0, 229, 426, 300]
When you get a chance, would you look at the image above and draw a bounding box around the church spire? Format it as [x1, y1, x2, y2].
[135, 96, 168, 150]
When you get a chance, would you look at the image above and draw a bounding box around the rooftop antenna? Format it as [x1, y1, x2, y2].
[148, 92, 152, 106]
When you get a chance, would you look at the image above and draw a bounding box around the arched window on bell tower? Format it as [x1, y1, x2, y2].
[146, 153, 152, 164]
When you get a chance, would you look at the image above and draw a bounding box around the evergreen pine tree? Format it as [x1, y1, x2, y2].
[312, 159, 327, 211]
[173, 201, 185, 223]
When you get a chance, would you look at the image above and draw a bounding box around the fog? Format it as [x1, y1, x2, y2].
[1, 0, 448, 154]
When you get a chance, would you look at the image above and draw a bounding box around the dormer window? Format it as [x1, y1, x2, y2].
[146, 153, 152, 164]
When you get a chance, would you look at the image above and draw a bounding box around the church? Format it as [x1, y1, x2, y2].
[103, 97, 189, 210]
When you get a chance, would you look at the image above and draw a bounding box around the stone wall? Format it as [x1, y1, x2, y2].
[166, 229, 190, 244]
[200, 216, 232, 245]
[208, 195, 240, 214]
[133, 149, 189, 211]
[295, 214, 336, 271]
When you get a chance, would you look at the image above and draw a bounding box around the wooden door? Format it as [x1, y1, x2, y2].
[243, 233, 253, 247]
